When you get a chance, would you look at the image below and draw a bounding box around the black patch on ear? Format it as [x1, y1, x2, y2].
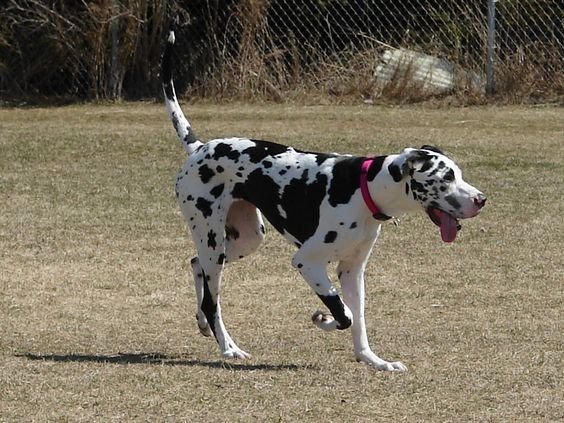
[420, 145, 444, 155]
[418, 159, 434, 173]
[388, 163, 403, 182]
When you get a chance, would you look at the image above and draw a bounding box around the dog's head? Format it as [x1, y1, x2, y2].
[389, 145, 486, 242]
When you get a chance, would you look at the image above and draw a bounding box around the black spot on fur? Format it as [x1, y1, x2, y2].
[262, 160, 273, 168]
[210, 183, 225, 198]
[198, 165, 215, 184]
[279, 171, 328, 242]
[216, 165, 224, 173]
[410, 179, 427, 196]
[212, 143, 241, 161]
[217, 253, 226, 265]
[445, 194, 461, 210]
[207, 230, 217, 249]
[349, 222, 357, 229]
[243, 140, 289, 163]
[315, 154, 337, 166]
[195, 197, 213, 218]
[443, 169, 455, 182]
[327, 157, 363, 207]
[328, 156, 385, 207]
[324, 231, 338, 243]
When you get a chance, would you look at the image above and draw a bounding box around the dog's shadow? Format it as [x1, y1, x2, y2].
[18, 352, 309, 372]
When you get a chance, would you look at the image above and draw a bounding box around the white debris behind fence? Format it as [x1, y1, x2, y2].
[375, 49, 484, 94]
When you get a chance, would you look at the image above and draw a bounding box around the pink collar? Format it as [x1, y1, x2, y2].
[360, 158, 391, 221]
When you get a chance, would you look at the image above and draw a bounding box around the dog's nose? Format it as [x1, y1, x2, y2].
[474, 193, 487, 209]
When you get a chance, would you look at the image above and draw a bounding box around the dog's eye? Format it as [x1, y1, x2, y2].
[443, 169, 455, 182]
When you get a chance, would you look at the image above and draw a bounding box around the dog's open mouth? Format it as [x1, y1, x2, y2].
[427, 207, 462, 243]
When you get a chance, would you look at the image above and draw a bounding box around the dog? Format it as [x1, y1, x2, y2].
[161, 32, 486, 371]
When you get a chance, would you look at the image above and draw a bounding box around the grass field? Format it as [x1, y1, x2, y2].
[1, 103, 562, 422]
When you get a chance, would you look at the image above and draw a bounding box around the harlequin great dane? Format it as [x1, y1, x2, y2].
[161, 32, 486, 371]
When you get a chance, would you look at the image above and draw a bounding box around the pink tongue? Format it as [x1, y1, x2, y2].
[438, 211, 458, 243]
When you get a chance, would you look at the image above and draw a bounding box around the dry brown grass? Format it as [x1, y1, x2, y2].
[1, 103, 563, 421]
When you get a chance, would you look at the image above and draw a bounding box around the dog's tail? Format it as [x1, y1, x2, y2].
[162, 30, 203, 155]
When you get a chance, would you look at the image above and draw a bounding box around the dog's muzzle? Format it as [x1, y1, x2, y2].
[426, 193, 486, 243]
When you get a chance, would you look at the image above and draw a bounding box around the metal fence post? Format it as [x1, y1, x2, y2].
[486, 0, 497, 95]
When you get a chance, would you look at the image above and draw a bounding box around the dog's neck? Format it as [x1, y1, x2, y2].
[367, 155, 420, 218]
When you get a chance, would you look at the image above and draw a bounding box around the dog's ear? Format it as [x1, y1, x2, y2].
[420, 144, 444, 155]
[388, 148, 429, 182]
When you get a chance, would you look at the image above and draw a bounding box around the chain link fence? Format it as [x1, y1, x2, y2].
[183, 0, 563, 102]
[0, 0, 561, 102]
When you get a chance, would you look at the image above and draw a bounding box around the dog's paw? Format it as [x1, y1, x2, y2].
[311, 310, 338, 331]
[195, 314, 213, 337]
[376, 361, 408, 372]
[356, 350, 408, 372]
[222, 347, 251, 360]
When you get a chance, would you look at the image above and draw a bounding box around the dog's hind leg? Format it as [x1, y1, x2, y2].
[193, 237, 251, 359]
[187, 208, 251, 359]
[190, 256, 213, 337]
[189, 201, 264, 342]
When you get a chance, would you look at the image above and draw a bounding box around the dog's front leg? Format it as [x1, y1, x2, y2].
[292, 253, 353, 331]
[338, 256, 408, 372]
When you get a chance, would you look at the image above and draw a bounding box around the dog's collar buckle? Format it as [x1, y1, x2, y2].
[360, 158, 392, 221]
